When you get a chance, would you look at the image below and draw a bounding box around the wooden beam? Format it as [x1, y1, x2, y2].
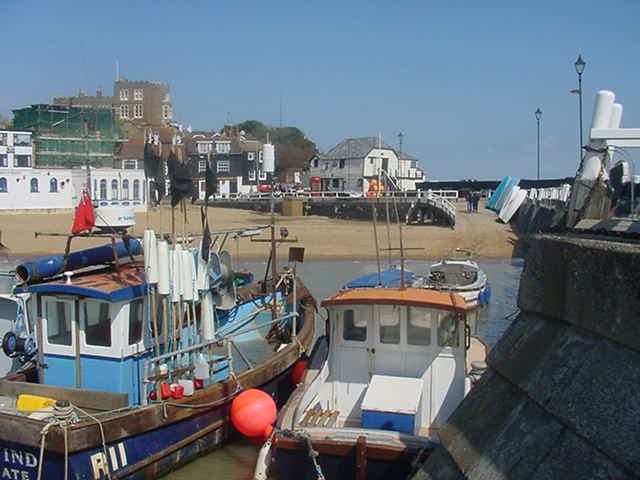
[356, 436, 367, 480]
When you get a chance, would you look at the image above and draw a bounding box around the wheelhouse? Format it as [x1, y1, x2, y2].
[321, 288, 468, 434]
[24, 264, 152, 404]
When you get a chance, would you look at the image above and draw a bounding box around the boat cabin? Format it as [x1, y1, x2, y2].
[23, 264, 153, 405]
[312, 288, 468, 435]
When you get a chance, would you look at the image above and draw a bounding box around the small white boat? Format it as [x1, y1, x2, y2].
[498, 185, 527, 223]
[259, 275, 489, 480]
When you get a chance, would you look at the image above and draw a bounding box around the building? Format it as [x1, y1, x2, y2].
[0, 164, 146, 212]
[186, 131, 273, 198]
[308, 137, 425, 192]
[12, 104, 125, 168]
[54, 80, 173, 138]
[0, 129, 33, 169]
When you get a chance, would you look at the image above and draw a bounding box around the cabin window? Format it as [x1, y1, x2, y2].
[408, 307, 432, 346]
[437, 312, 460, 347]
[379, 305, 400, 344]
[46, 300, 72, 346]
[84, 300, 111, 347]
[128, 299, 144, 345]
[343, 309, 366, 342]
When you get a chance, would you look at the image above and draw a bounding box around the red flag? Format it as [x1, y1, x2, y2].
[71, 190, 95, 234]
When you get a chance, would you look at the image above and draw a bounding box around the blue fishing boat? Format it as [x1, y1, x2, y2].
[0, 227, 315, 479]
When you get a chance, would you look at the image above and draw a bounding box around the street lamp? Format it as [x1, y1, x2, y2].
[535, 108, 542, 180]
[574, 55, 586, 166]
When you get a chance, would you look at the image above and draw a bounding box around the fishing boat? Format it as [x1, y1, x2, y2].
[0, 225, 315, 479]
[257, 267, 487, 480]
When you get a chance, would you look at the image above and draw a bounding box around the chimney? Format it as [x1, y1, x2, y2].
[96, 86, 103, 98]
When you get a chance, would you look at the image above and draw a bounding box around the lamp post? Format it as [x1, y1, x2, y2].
[535, 108, 542, 180]
[574, 55, 586, 166]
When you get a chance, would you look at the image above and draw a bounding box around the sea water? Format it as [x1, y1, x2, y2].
[167, 258, 524, 479]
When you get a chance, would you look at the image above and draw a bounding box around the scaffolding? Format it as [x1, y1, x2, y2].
[12, 104, 125, 168]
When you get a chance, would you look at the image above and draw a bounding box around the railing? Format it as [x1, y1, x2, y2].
[141, 271, 299, 405]
[207, 189, 459, 201]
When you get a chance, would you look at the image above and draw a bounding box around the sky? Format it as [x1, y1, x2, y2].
[2, 0, 639, 180]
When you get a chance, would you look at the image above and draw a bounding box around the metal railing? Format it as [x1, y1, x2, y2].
[206, 189, 459, 201]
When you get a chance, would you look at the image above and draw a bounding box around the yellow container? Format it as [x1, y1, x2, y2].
[16, 394, 56, 411]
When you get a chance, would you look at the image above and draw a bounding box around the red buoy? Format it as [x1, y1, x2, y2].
[230, 389, 276, 438]
[291, 357, 308, 386]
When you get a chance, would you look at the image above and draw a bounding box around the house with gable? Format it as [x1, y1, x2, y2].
[308, 137, 425, 193]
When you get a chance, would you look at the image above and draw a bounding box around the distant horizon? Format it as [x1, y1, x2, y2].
[3, 0, 639, 181]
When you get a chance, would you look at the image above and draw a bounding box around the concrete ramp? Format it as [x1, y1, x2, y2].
[406, 192, 456, 228]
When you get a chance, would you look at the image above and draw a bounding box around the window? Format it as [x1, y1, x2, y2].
[15, 155, 31, 168]
[99, 179, 107, 200]
[0, 155, 7, 168]
[0, 178, 7, 193]
[339, 159, 345, 169]
[119, 89, 129, 101]
[163, 93, 171, 102]
[379, 306, 400, 344]
[162, 105, 172, 120]
[13, 134, 31, 146]
[259, 171, 267, 180]
[197, 143, 211, 154]
[198, 159, 207, 173]
[217, 160, 230, 173]
[49, 178, 58, 193]
[259, 151, 263, 162]
[133, 88, 143, 101]
[408, 308, 432, 346]
[357, 178, 363, 188]
[122, 159, 138, 169]
[215, 142, 230, 154]
[134, 104, 143, 119]
[249, 170, 256, 181]
[122, 179, 129, 200]
[133, 179, 140, 200]
[437, 312, 460, 347]
[30, 178, 38, 193]
[0, 133, 6, 146]
[111, 179, 118, 199]
[312, 158, 318, 168]
[247, 152, 255, 161]
[381, 158, 388, 172]
[83, 301, 111, 347]
[46, 300, 72, 346]
[343, 309, 366, 342]
[332, 179, 340, 189]
[128, 299, 144, 345]
[119, 104, 129, 119]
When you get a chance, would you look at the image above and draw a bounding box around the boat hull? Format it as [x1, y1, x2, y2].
[273, 432, 433, 480]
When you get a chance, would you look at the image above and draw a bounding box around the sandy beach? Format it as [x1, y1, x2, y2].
[0, 200, 516, 260]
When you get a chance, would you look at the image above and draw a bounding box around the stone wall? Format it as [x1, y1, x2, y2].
[412, 233, 640, 479]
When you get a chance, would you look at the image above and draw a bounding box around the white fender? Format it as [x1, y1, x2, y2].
[253, 437, 273, 480]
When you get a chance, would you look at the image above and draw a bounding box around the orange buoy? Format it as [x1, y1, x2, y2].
[231, 389, 276, 437]
[291, 355, 308, 385]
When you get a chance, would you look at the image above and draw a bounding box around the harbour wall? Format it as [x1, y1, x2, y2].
[412, 233, 640, 479]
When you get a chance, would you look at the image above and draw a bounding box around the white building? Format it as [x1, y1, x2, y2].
[0, 130, 146, 212]
[308, 137, 425, 193]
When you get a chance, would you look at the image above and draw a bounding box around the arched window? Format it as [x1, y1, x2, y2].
[99, 179, 107, 200]
[0, 177, 7, 193]
[111, 180, 118, 200]
[49, 178, 58, 193]
[122, 179, 129, 200]
[30, 178, 39, 193]
[133, 179, 140, 200]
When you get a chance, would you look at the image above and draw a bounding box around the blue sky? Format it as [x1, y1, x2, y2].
[2, 0, 639, 180]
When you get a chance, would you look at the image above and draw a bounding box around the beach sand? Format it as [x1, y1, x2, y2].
[0, 200, 516, 260]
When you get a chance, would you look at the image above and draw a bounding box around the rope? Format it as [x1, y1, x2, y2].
[73, 405, 112, 480]
[280, 429, 326, 480]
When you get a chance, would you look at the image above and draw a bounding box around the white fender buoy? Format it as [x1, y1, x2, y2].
[181, 249, 194, 301]
[201, 291, 216, 341]
[143, 230, 159, 284]
[253, 437, 273, 480]
[591, 90, 615, 130]
[157, 240, 170, 295]
[171, 244, 183, 303]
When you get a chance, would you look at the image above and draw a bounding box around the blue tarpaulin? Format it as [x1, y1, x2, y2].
[345, 268, 414, 289]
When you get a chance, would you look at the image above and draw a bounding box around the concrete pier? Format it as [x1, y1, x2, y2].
[411, 233, 640, 479]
